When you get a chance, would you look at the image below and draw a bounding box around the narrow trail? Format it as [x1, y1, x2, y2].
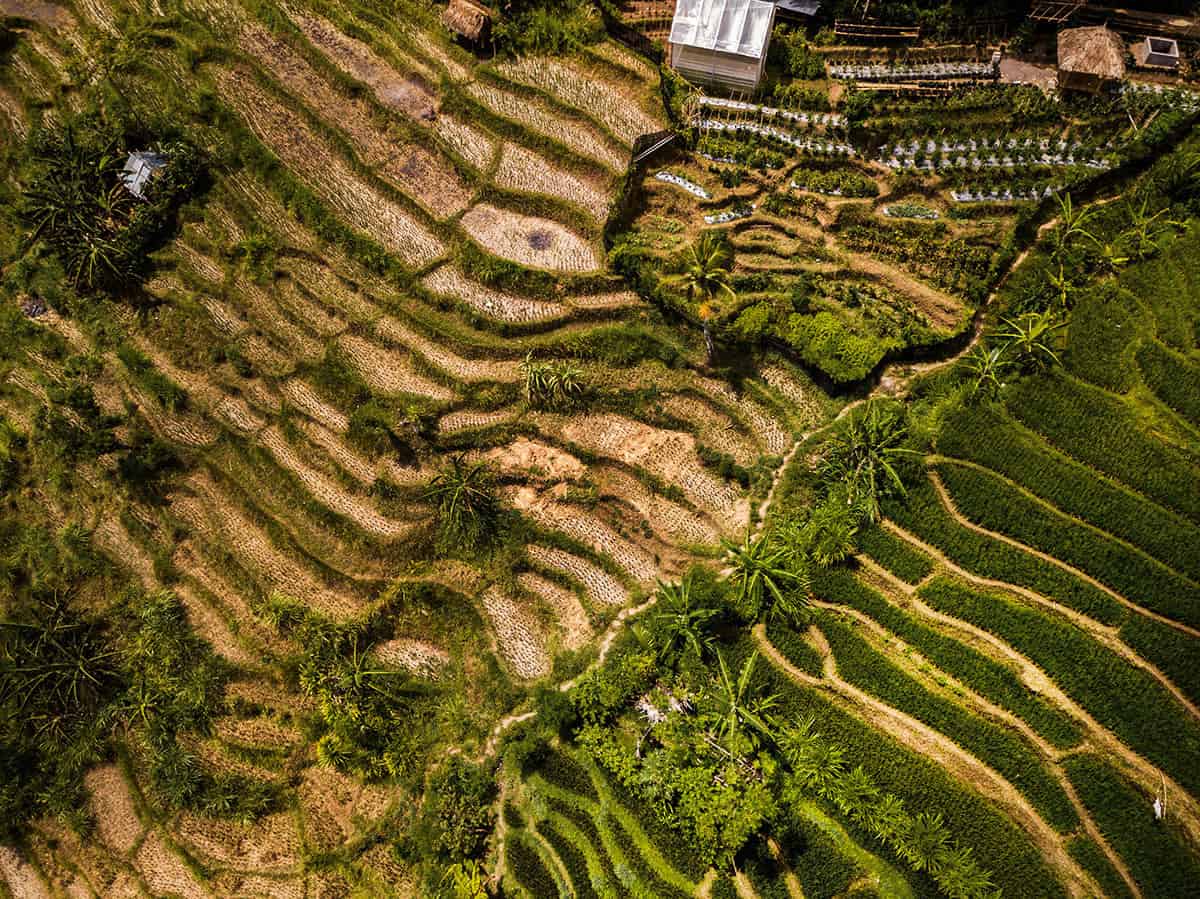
[881, 515, 1200, 726]
[814, 599, 1143, 899]
[928, 466, 1200, 639]
[867, 535, 1200, 850]
[752, 622, 1097, 899]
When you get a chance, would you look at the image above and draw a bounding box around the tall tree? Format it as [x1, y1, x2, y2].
[669, 231, 736, 364]
[651, 573, 717, 665]
[818, 400, 916, 523]
[722, 531, 809, 622]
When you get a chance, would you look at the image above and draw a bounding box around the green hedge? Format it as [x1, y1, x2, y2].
[747, 636, 1067, 899]
[1117, 613, 1200, 711]
[818, 614, 1080, 833]
[776, 816, 868, 899]
[884, 478, 1124, 625]
[540, 820, 600, 899]
[918, 578, 1200, 796]
[1063, 755, 1200, 899]
[810, 568, 1081, 749]
[856, 526, 934, 584]
[506, 832, 561, 898]
[935, 404, 1200, 582]
[932, 462, 1200, 630]
[538, 749, 598, 801]
[1065, 835, 1133, 899]
[765, 619, 823, 677]
[1137, 338, 1200, 428]
[1004, 373, 1200, 525]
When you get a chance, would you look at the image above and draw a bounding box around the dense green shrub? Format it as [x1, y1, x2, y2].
[933, 462, 1200, 630]
[809, 568, 1082, 749]
[935, 403, 1200, 581]
[791, 167, 879, 198]
[775, 817, 863, 899]
[414, 757, 497, 862]
[855, 525, 933, 583]
[1137, 338, 1200, 427]
[540, 820, 600, 899]
[538, 749, 597, 801]
[1063, 755, 1200, 899]
[764, 619, 823, 676]
[1004, 373, 1200, 525]
[884, 478, 1124, 625]
[919, 578, 1200, 795]
[506, 832, 560, 898]
[818, 615, 1080, 833]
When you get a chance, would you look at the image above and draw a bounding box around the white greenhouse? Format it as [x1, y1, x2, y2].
[668, 0, 777, 93]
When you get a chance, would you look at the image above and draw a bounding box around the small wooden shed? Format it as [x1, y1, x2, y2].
[442, 0, 491, 43]
[1057, 25, 1126, 94]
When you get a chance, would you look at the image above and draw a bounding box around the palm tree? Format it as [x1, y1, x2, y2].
[652, 574, 716, 664]
[818, 401, 916, 524]
[862, 792, 908, 844]
[1048, 193, 1096, 265]
[669, 231, 736, 364]
[705, 650, 777, 749]
[777, 717, 846, 798]
[996, 310, 1063, 372]
[933, 844, 994, 899]
[796, 502, 859, 568]
[1120, 196, 1180, 261]
[722, 531, 809, 622]
[899, 810, 951, 873]
[832, 764, 880, 821]
[424, 455, 498, 548]
[962, 345, 1009, 400]
[442, 860, 489, 899]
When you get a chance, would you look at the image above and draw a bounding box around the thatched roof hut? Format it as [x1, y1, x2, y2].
[1057, 26, 1126, 93]
[442, 0, 491, 42]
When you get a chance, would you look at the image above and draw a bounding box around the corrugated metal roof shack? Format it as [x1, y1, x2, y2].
[668, 0, 777, 92]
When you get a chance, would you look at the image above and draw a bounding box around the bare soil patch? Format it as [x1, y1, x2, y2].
[0, 0, 74, 27]
[175, 812, 301, 874]
[85, 765, 145, 855]
[0, 847, 51, 899]
[484, 438, 586, 483]
[460, 204, 600, 272]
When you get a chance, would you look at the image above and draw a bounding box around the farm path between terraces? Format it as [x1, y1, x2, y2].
[752, 622, 1100, 899]
[811, 592, 1145, 899]
[876, 524, 1200, 850]
[910, 474, 1200, 723]
[926, 464, 1200, 639]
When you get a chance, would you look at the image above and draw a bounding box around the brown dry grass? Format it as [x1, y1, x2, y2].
[432, 113, 498, 170]
[134, 831, 209, 899]
[459, 204, 600, 272]
[175, 812, 302, 874]
[438, 408, 518, 434]
[240, 23, 471, 218]
[465, 81, 624, 172]
[259, 426, 422, 539]
[335, 333, 456, 401]
[215, 68, 444, 266]
[518, 572, 592, 650]
[371, 636, 450, 675]
[84, 765, 145, 856]
[0, 847, 51, 899]
[172, 473, 363, 620]
[374, 316, 520, 382]
[422, 265, 570, 324]
[480, 586, 552, 679]
[508, 484, 659, 584]
[495, 143, 610, 220]
[293, 12, 440, 120]
[557, 413, 749, 532]
[280, 379, 350, 432]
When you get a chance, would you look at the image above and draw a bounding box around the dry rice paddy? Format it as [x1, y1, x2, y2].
[459, 204, 601, 272]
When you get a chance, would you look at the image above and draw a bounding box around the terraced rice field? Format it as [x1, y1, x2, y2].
[2, 1, 1198, 896]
